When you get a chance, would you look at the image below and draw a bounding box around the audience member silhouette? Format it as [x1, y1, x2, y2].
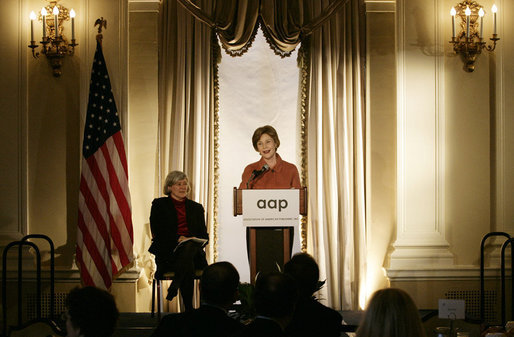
[356, 288, 427, 337]
[232, 272, 298, 337]
[283, 253, 342, 337]
[151, 261, 244, 337]
[65, 286, 119, 337]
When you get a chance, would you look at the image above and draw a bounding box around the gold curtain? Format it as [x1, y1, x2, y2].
[304, 0, 367, 311]
[158, 0, 218, 261]
[159, 0, 366, 309]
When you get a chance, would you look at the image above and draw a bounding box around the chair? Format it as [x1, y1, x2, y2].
[151, 269, 203, 319]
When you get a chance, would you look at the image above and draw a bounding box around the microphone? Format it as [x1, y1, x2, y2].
[246, 164, 270, 188]
[252, 164, 270, 178]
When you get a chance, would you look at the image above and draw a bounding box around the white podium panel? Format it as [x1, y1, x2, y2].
[242, 189, 299, 227]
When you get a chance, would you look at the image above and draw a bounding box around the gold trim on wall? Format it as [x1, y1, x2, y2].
[211, 31, 221, 262]
[298, 37, 310, 252]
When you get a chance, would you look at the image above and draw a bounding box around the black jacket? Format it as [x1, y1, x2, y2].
[232, 318, 286, 337]
[148, 197, 209, 258]
[285, 297, 343, 337]
[151, 305, 243, 337]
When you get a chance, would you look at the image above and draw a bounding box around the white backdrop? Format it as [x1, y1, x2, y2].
[217, 29, 301, 282]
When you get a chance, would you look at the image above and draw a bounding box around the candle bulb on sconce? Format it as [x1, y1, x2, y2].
[70, 9, 75, 41]
[478, 8, 484, 38]
[449, 0, 500, 72]
[29, 11, 36, 42]
[491, 4, 497, 34]
[53, 6, 59, 39]
[41, 7, 47, 39]
[450, 7, 456, 38]
[28, 1, 79, 77]
[465, 6, 471, 38]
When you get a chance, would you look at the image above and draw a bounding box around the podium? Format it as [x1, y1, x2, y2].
[233, 187, 307, 282]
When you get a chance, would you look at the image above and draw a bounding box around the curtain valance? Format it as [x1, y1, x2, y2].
[177, 0, 349, 56]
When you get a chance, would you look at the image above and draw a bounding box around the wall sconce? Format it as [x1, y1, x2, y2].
[28, 0, 77, 77]
[449, 0, 499, 72]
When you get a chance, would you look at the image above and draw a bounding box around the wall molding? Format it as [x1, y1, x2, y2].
[495, 0, 508, 234]
[365, 0, 395, 13]
[387, 265, 507, 282]
[128, 0, 159, 13]
[390, 0, 454, 270]
[1, 0, 31, 244]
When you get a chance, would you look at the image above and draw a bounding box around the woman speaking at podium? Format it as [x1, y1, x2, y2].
[239, 125, 300, 277]
[239, 125, 300, 190]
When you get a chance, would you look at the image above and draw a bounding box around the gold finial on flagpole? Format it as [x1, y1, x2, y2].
[94, 17, 107, 46]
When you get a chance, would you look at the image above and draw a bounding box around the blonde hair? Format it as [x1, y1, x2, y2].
[162, 171, 190, 196]
[356, 288, 427, 337]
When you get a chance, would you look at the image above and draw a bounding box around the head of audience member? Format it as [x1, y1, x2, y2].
[65, 286, 119, 337]
[356, 288, 426, 337]
[200, 261, 240, 309]
[283, 253, 320, 299]
[254, 272, 298, 329]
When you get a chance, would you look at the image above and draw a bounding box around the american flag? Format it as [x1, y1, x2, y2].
[77, 41, 134, 289]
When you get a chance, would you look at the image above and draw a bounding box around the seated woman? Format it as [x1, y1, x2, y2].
[356, 288, 427, 337]
[148, 170, 208, 311]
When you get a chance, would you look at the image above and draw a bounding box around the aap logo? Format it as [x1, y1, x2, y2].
[257, 199, 288, 212]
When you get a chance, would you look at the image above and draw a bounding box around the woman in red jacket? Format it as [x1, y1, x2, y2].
[239, 125, 300, 190]
[239, 125, 301, 277]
